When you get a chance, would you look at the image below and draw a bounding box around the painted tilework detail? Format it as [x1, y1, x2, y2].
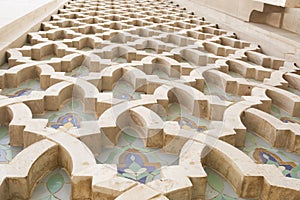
[0, 126, 23, 163]
[34, 99, 97, 130]
[271, 105, 300, 124]
[50, 113, 81, 129]
[1, 79, 42, 98]
[176, 117, 207, 132]
[112, 80, 143, 101]
[242, 132, 300, 179]
[31, 168, 71, 200]
[0, 0, 299, 198]
[95, 129, 178, 184]
[206, 168, 251, 200]
[117, 149, 161, 183]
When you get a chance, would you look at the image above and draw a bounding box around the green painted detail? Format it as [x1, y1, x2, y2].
[291, 165, 300, 178]
[47, 173, 64, 194]
[0, 126, 8, 140]
[213, 195, 223, 200]
[105, 148, 123, 163]
[48, 114, 59, 122]
[207, 170, 223, 193]
[124, 133, 136, 144]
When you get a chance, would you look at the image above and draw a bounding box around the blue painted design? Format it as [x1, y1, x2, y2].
[8, 89, 32, 98]
[254, 148, 298, 178]
[281, 117, 299, 125]
[176, 117, 206, 132]
[50, 113, 81, 129]
[117, 149, 160, 184]
[0, 149, 7, 162]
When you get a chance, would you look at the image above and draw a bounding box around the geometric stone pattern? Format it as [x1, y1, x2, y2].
[0, 0, 300, 199]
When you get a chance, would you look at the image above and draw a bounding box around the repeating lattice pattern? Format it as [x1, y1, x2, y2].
[0, 0, 300, 199]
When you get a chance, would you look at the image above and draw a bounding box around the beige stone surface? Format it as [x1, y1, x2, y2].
[0, 0, 299, 199]
[0, 139, 58, 199]
[0, 0, 69, 65]
[116, 184, 163, 200]
[172, 0, 300, 66]
[243, 108, 300, 152]
[147, 166, 192, 200]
